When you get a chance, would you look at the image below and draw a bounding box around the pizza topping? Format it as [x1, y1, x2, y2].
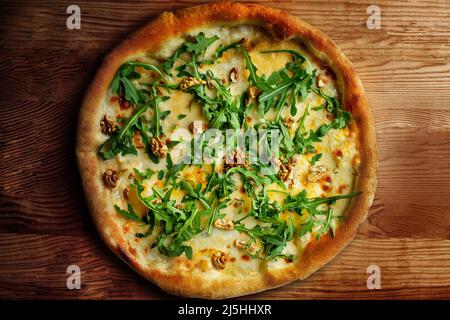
[223, 150, 248, 171]
[100, 115, 116, 135]
[234, 239, 262, 257]
[282, 117, 294, 129]
[245, 86, 260, 106]
[150, 137, 167, 158]
[229, 67, 239, 83]
[103, 169, 119, 188]
[214, 218, 234, 230]
[119, 97, 131, 110]
[338, 184, 347, 194]
[98, 29, 361, 262]
[180, 77, 206, 90]
[334, 149, 343, 158]
[133, 131, 145, 149]
[123, 187, 130, 199]
[306, 164, 327, 183]
[234, 239, 246, 250]
[189, 122, 208, 135]
[316, 71, 330, 88]
[211, 251, 228, 270]
[278, 158, 297, 182]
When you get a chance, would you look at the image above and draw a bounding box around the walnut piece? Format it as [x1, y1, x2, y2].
[214, 219, 234, 230]
[100, 115, 116, 135]
[189, 122, 209, 135]
[223, 150, 248, 172]
[234, 239, 246, 250]
[278, 158, 297, 182]
[206, 78, 215, 89]
[282, 117, 294, 128]
[229, 67, 239, 83]
[179, 77, 206, 90]
[316, 72, 330, 88]
[103, 169, 119, 188]
[211, 251, 228, 270]
[133, 131, 145, 149]
[151, 137, 167, 158]
[245, 86, 261, 106]
[123, 187, 130, 199]
[234, 239, 261, 257]
[306, 164, 327, 183]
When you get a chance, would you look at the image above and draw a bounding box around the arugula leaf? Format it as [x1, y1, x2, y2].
[234, 216, 295, 260]
[164, 153, 186, 186]
[185, 33, 219, 55]
[214, 38, 245, 59]
[284, 190, 361, 238]
[180, 180, 212, 211]
[111, 61, 164, 106]
[98, 103, 150, 159]
[310, 153, 322, 165]
[114, 204, 146, 223]
[225, 166, 272, 186]
[312, 87, 351, 129]
[242, 47, 316, 118]
[206, 200, 226, 235]
[241, 46, 271, 91]
[133, 167, 155, 180]
[99, 90, 169, 160]
[161, 47, 186, 77]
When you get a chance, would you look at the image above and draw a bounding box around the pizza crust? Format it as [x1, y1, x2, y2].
[76, 2, 377, 299]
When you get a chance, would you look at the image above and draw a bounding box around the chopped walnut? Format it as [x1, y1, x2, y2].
[306, 164, 327, 183]
[133, 131, 145, 149]
[189, 122, 209, 135]
[179, 77, 206, 90]
[282, 117, 295, 128]
[316, 71, 330, 88]
[103, 169, 119, 188]
[242, 37, 253, 50]
[206, 78, 215, 89]
[211, 251, 228, 270]
[214, 219, 234, 230]
[234, 239, 261, 257]
[245, 86, 261, 106]
[229, 67, 239, 83]
[100, 115, 116, 135]
[123, 187, 130, 199]
[278, 158, 297, 182]
[234, 239, 246, 250]
[223, 150, 248, 172]
[150, 137, 167, 158]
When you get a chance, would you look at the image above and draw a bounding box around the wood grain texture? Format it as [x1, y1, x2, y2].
[0, 0, 449, 299]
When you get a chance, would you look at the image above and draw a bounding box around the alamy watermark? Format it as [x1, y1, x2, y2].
[66, 264, 81, 290]
[168, 121, 282, 175]
[366, 264, 381, 289]
[366, 5, 381, 30]
[66, 5, 81, 30]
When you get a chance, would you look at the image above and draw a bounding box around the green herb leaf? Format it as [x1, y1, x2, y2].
[310, 153, 322, 165]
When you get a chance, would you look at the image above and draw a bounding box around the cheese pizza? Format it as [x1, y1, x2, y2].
[76, 2, 377, 298]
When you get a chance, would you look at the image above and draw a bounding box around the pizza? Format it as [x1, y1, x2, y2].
[76, 2, 377, 299]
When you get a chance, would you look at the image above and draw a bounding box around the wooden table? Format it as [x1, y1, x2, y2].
[1, 0, 449, 299]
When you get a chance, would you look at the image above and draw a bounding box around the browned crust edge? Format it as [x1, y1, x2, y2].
[76, 1, 377, 299]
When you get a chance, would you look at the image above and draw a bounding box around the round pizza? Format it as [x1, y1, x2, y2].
[76, 2, 377, 299]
